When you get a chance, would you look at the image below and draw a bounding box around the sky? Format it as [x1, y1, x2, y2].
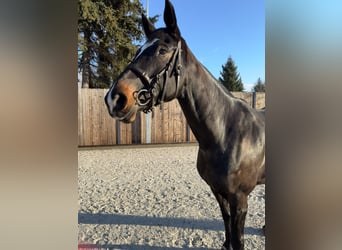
[141, 0, 265, 91]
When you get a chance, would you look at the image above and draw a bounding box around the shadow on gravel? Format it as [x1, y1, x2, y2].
[79, 243, 217, 250]
[78, 212, 263, 236]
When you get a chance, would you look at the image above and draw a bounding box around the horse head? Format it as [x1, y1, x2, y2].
[105, 0, 183, 123]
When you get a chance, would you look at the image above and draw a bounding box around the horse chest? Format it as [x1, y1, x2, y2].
[196, 148, 230, 187]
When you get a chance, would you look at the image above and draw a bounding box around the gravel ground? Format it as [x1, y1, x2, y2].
[78, 145, 265, 250]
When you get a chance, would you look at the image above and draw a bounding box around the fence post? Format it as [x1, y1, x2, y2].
[186, 125, 190, 142]
[252, 91, 257, 109]
[116, 119, 121, 144]
[144, 112, 151, 143]
[132, 112, 141, 144]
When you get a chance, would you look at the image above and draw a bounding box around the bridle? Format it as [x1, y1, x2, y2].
[127, 40, 182, 114]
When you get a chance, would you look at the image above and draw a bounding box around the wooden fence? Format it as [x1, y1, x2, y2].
[78, 89, 265, 146]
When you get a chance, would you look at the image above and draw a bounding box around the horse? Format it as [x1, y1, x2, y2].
[105, 1, 265, 249]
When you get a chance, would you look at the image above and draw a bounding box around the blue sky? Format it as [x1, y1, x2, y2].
[141, 0, 265, 91]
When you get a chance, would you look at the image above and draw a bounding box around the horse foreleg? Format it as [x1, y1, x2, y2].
[229, 192, 248, 250]
[212, 189, 232, 250]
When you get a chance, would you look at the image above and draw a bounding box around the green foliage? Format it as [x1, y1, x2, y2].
[252, 77, 265, 92]
[219, 56, 244, 91]
[78, 0, 158, 88]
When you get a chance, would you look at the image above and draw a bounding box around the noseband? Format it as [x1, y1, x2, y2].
[127, 40, 182, 114]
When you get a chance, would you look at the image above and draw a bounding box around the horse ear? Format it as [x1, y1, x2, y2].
[142, 14, 156, 39]
[164, 0, 181, 39]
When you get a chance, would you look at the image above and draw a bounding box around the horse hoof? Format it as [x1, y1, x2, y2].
[262, 224, 265, 235]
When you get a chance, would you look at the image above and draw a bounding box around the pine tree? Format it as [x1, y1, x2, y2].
[219, 56, 244, 91]
[78, 0, 158, 88]
[252, 77, 265, 92]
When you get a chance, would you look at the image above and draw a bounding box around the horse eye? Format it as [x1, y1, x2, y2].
[159, 48, 167, 55]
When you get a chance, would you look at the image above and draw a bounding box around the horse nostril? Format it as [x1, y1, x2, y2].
[106, 81, 134, 115]
[115, 93, 127, 111]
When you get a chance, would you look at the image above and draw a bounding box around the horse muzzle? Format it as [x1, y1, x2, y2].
[105, 81, 139, 123]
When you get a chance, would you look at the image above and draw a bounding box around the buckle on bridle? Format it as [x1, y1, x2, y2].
[134, 89, 153, 106]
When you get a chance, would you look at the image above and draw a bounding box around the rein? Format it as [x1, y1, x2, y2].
[128, 40, 182, 114]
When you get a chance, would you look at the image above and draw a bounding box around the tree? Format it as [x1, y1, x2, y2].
[78, 0, 158, 88]
[252, 77, 265, 92]
[219, 56, 244, 91]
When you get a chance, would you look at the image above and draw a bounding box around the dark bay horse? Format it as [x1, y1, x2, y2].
[105, 1, 265, 249]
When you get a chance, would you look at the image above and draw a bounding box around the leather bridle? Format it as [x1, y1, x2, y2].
[127, 40, 182, 114]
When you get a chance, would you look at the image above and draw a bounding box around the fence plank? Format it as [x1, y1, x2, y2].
[256, 92, 266, 109]
[78, 89, 265, 146]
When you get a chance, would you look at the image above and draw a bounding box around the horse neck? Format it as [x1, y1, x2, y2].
[177, 45, 235, 149]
